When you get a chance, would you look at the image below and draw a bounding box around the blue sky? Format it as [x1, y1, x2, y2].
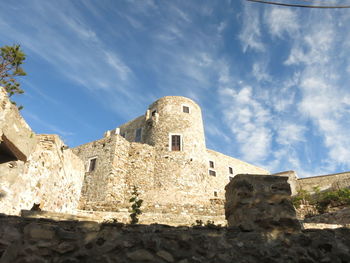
[1, 0, 350, 177]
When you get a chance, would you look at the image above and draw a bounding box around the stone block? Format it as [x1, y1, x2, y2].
[225, 174, 301, 233]
[0, 87, 36, 162]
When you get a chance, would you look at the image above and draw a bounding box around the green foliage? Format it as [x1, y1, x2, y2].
[129, 186, 143, 224]
[315, 188, 350, 213]
[292, 189, 311, 208]
[292, 187, 350, 213]
[0, 44, 26, 109]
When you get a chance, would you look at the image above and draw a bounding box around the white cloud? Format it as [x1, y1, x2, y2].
[219, 86, 272, 162]
[264, 7, 299, 38]
[252, 61, 270, 82]
[239, 3, 264, 52]
[276, 123, 305, 145]
[285, 26, 334, 66]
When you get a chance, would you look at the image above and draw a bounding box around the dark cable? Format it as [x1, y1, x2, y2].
[246, 0, 350, 8]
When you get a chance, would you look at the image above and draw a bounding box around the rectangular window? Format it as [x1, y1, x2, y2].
[171, 135, 181, 151]
[209, 161, 215, 168]
[88, 158, 97, 172]
[229, 167, 233, 174]
[214, 191, 218, 197]
[183, 106, 190, 113]
[135, 128, 142, 142]
[209, 170, 216, 176]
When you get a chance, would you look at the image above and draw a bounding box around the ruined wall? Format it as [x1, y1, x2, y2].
[1, 214, 350, 263]
[272, 170, 298, 196]
[297, 172, 350, 193]
[0, 134, 84, 215]
[0, 87, 85, 215]
[0, 87, 36, 162]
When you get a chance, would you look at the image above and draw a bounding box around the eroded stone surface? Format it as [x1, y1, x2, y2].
[0, 215, 350, 263]
[225, 174, 301, 233]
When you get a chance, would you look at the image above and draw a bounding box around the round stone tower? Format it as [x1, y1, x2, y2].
[143, 96, 206, 159]
[142, 96, 210, 205]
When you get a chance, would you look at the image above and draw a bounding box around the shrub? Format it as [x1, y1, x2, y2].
[129, 186, 143, 224]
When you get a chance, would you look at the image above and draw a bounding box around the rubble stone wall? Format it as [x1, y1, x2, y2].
[297, 172, 350, 193]
[1, 214, 350, 263]
[0, 87, 36, 162]
[0, 134, 84, 215]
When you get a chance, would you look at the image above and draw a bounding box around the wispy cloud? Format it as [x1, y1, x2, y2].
[264, 7, 299, 38]
[219, 86, 272, 162]
[239, 3, 264, 52]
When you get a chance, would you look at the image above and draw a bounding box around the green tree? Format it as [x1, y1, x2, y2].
[0, 44, 26, 109]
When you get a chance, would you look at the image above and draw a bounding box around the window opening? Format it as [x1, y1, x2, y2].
[209, 161, 215, 168]
[152, 110, 157, 116]
[229, 167, 233, 174]
[209, 170, 216, 176]
[171, 135, 181, 151]
[214, 191, 218, 197]
[88, 158, 97, 172]
[135, 128, 142, 142]
[183, 106, 190, 113]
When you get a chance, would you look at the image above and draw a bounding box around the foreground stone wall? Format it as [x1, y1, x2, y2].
[0, 134, 85, 215]
[1, 214, 350, 263]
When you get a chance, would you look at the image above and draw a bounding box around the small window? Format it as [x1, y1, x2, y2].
[209, 170, 216, 176]
[171, 135, 181, 151]
[135, 128, 142, 142]
[209, 161, 215, 168]
[88, 158, 97, 172]
[152, 110, 157, 116]
[214, 191, 218, 197]
[183, 106, 190, 113]
[229, 167, 233, 174]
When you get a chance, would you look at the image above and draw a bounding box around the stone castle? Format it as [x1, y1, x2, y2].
[1, 87, 350, 225]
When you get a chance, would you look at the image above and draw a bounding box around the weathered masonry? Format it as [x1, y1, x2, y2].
[3, 85, 350, 226]
[72, 96, 269, 223]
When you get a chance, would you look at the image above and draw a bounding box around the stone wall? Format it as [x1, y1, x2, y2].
[0, 134, 85, 215]
[225, 174, 300, 234]
[0, 87, 36, 162]
[72, 135, 129, 209]
[1, 214, 350, 263]
[297, 172, 350, 193]
[0, 86, 84, 215]
[206, 149, 269, 199]
[72, 96, 269, 225]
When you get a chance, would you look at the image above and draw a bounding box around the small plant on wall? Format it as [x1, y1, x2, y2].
[129, 186, 143, 224]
